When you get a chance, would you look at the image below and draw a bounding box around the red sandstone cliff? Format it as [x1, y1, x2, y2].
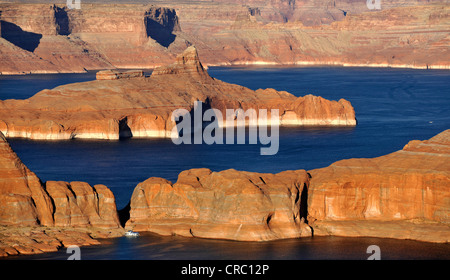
[1, 128, 449, 256]
[125, 168, 312, 241]
[0, 131, 122, 256]
[307, 130, 450, 242]
[0, 2, 448, 74]
[119, 130, 450, 243]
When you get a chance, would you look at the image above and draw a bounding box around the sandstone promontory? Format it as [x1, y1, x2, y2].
[0, 46, 356, 141]
[122, 130, 450, 243]
[0, 131, 122, 257]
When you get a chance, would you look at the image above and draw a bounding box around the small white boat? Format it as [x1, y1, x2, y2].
[125, 230, 140, 237]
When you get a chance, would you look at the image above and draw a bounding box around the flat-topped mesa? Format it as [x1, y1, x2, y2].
[0, 46, 356, 140]
[151, 46, 212, 80]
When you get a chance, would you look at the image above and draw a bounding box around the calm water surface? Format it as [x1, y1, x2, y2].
[0, 67, 449, 260]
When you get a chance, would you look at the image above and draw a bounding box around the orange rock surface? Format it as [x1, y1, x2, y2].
[125, 168, 312, 241]
[307, 130, 450, 242]
[122, 130, 449, 243]
[0, 131, 54, 226]
[1, 129, 449, 256]
[0, 46, 356, 140]
[0, 131, 122, 256]
[0, 2, 448, 74]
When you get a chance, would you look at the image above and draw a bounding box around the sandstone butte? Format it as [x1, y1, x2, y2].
[0, 131, 122, 257]
[0, 1, 448, 75]
[0, 46, 356, 141]
[1, 129, 449, 257]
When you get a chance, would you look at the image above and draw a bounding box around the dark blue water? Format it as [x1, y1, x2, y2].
[1, 67, 449, 260]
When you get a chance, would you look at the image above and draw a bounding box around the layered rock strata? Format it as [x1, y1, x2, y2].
[122, 130, 449, 243]
[125, 168, 312, 241]
[1, 129, 449, 257]
[307, 129, 450, 242]
[0, 46, 356, 140]
[0, 131, 122, 257]
[0, 2, 448, 74]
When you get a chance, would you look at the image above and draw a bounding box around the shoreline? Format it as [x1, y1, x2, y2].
[1, 61, 449, 76]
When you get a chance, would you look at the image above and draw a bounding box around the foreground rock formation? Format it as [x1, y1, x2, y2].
[1, 129, 449, 257]
[0, 1, 448, 74]
[0, 132, 122, 257]
[125, 168, 312, 241]
[0, 46, 356, 140]
[122, 130, 450, 243]
[308, 129, 450, 243]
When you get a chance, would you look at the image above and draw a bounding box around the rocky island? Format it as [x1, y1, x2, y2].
[0, 46, 356, 141]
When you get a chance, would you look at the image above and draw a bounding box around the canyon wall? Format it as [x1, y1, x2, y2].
[0, 131, 121, 228]
[123, 130, 449, 243]
[0, 1, 448, 74]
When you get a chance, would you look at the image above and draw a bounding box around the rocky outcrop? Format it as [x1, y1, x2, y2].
[1, 2, 449, 74]
[0, 131, 122, 256]
[125, 168, 312, 241]
[122, 130, 449, 243]
[0, 46, 356, 140]
[0, 132, 54, 226]
[0, 131, 121, 229]
[307, 130, 450, 242]
[152, 45, 211, 80]
[1, 128, 449, 256]
[45, 181, 120, 229]
[96, 70, 144, 80]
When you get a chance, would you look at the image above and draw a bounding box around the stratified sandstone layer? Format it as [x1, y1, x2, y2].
[0, 131, 122, 257]
[125, 168, 312, 241]
[307, 129, 450, 243]
[123, 130, 449, 243]
[0, 2, 448, 74]
[0, 46, 356, 140]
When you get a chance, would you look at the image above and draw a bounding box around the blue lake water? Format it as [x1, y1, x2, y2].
[0, 66, 449, 260]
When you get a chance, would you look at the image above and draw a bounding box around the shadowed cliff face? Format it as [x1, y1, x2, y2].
[145, 7, 180, 47]
[0, 21, 42, 52]
[54, 6, 70, 35]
